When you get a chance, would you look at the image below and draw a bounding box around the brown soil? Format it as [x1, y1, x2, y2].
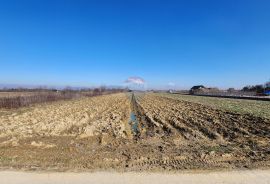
[0, 93, 269, 171]
[2, 170, 270, 184]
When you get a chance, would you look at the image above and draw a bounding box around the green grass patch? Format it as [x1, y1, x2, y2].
[157, 93, 270, 119]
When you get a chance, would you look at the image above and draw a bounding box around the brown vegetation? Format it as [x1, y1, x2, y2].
[0, 88, 126, 109]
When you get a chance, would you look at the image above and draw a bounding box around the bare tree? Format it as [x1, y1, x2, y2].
[265, 80, 270, 90]
[266, 80, 270, 87]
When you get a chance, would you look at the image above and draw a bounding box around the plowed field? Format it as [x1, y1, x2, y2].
[0, 93, 269, 171]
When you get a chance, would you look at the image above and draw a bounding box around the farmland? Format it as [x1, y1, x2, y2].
[158, 93, 270, 119]
[0, 92, 269, 171]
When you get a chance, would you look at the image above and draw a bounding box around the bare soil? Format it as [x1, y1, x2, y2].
[0, 93, 269, 171]
[1, 170, 270, 184]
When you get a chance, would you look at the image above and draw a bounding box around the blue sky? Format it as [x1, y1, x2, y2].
[0, 0, 269, 89]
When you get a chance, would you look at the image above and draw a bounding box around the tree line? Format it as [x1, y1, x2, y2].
[242, 80, 270, 94]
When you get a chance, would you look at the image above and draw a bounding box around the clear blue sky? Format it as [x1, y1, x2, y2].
[0, 0, 269, 89]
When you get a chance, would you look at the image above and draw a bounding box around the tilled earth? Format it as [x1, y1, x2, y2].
[0, 93, 269, 171]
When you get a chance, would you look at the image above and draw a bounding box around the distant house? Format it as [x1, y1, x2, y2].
[190, 85, 205, 90]
[189, 85, 205, 94]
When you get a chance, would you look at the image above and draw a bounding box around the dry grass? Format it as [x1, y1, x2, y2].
[0, 89, 125, 109]
[0, 92, 39, 97]
[0, 92, 80, 109]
